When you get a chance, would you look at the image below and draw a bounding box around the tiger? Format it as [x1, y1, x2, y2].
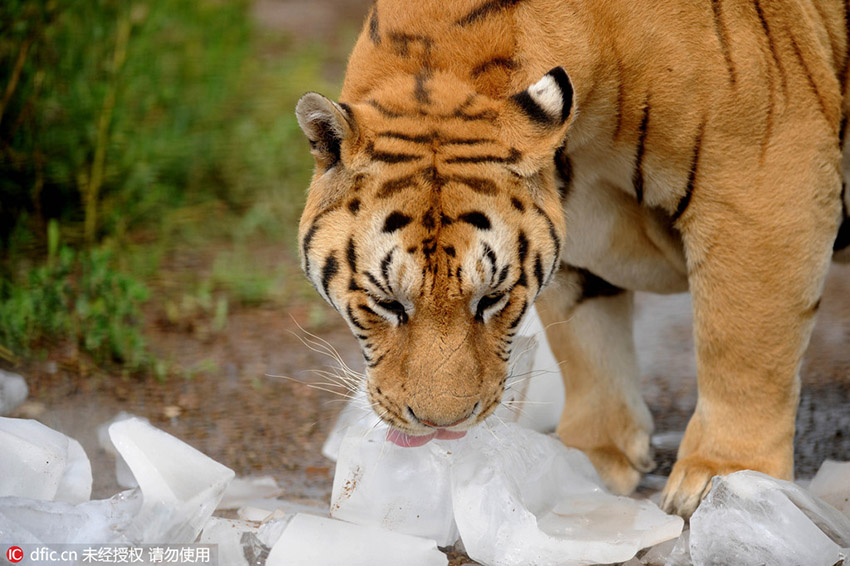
[295, 0, 850, 518]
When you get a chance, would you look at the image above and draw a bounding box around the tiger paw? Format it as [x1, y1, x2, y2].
[560, 426, 656, 495]
[659, 456, 730, 518]
[661, 437, 794, 518]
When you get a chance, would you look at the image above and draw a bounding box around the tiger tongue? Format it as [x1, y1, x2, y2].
[386, 428, 467, 447]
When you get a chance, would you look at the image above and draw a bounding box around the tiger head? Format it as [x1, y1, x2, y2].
[295, 68, 573, 443]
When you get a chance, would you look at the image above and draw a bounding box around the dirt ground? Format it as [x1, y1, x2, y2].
[4, 1, 850, 563]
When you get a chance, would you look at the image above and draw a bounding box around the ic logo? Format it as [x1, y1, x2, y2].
[6, 546, 23, 563]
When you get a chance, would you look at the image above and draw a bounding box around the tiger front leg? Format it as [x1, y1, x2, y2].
[536, 270, 655, 495]
[659, 129, 842, 518]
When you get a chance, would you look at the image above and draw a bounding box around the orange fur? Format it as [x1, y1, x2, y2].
[297, 0, 849, 518]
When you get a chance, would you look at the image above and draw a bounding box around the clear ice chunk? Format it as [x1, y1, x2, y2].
[809, 460, 850, 520]
[330, 425, 458, 546]
[217, 476, 284, 510]
[97, 412, 148, 488]
[689, 470, 850, 566]
[451, 422, 683, 566]
[198, 517, 258, 566]
[108, 417, 235, 543]
[0, 417, 92, 504]
[321, 387, 381, 462]
[0, 370, 28, 416]
[265, 513, 447, 566]
[501, 305, 565, 433]
[0, 489, 140, 545]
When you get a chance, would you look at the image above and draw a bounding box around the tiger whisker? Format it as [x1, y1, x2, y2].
[266, 373, 363, 400]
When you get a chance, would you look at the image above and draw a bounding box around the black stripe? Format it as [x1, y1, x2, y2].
[471, 57, 517, 77]
[554, 144, 572, 200]
[514, 268, 527, 289]
[346, 238, 357, 272]
[366, 272, 390, 296]
[378, 175, 418, 198]
[533, 205, 561, 268]
[359, 304, 380, 318]
[574, 267, 625, 303]
[754, 0, 787, 95]
[672, 121, 705, 224]
[510, 197, 525, 212]
[547, 67, 573, 122]
[508, 300, 528, 329]
[388, 33, 434, 58]
[455, 108, 499, 122]
[613, 59, 625, 140]
[496, 264, 510, 287]
[445, 148, 521, 165]
[482, 242, 498, 281]
[711, 0, 737, 88]
[451, 176, 499, 195]
[380, 248, 396, 288]
[321, 252, 339, 305]
[790, 35, 832, 127]
[347, 199, 360, 215]
[347, 304, 368, 330]
[383, 211, 413, 233]
[517, 231, 529, 263]
[533, 253, 545, 291]
[475, 292, 505, 321]
[458, 211, 492, 230]
[376, 299, 408, 324]
[368, 7, 381, 45]
[512, 90, 552, 125]
[455, 0, 524, 27]
[422, 208, 437, 230]
[377, 131, 435, 144]
[366, 142, 423, 164]
[367, 99, 404, 118]
[366, 353, 387, 368]
[301, 221, 320, 274]
[443, 137, 495, 146]
[414, 70, 432, 105]
[632, 98, 650, 205]
[444, 246, 456, 257]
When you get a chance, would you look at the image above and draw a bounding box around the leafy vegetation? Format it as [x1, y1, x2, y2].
[0, 0, 340, 374]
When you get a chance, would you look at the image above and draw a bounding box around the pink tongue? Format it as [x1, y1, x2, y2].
[386, 428, 467, 447]
[435, 429, 467, 440]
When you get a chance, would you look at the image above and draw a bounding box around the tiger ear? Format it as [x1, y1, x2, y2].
[512, 67, 574, 128]
[504, 67, 575, 171]
[295, 92, 356, 171]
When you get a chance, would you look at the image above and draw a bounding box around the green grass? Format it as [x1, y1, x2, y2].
[0, 0, 348, 375]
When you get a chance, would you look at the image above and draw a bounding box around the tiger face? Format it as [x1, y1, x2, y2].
[296, 69, 573, 442]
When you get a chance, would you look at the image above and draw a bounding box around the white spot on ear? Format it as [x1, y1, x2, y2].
[528, 75, 563, 119]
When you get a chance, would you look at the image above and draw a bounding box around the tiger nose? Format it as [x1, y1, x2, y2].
[408, 401, 479, 428]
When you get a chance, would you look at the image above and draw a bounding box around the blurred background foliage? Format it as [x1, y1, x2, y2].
[0, 0, 346, 375]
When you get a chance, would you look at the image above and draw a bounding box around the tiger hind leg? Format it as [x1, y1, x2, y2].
[536, 269, 655, 495]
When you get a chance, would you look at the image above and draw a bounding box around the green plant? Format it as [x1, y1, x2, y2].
[0, 243, 150, 371]
[0, 0, 351, 375]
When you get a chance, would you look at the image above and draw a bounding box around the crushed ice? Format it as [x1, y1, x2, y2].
[1, 306, 848, 565]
